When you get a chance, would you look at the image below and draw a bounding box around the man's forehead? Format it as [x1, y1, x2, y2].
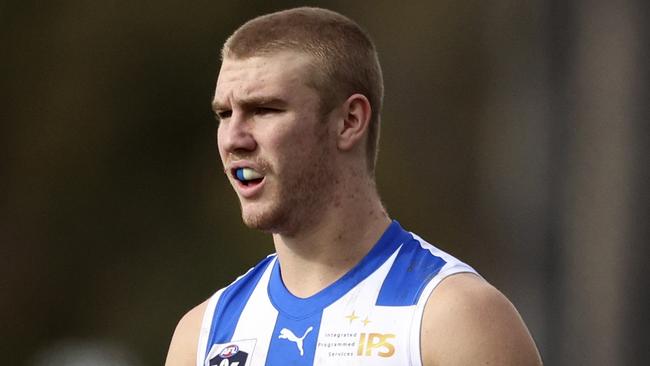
[214, 51, 318, 105]
[221, 51, 315, 76]
[223, 49, 315, 67]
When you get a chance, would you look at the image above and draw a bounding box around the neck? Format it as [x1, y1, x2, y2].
[272, 177, 390, 298]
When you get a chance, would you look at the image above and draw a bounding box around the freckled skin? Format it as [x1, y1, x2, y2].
[167, 36, 541, 366]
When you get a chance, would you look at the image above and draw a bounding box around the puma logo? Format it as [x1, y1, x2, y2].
[278, 326, 314, 356]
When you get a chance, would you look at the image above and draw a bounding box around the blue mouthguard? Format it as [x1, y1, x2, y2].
[236, 168, 246, 181]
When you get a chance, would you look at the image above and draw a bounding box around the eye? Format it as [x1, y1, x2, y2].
[216, 110, 232, 120]
[254, 107, 279, 116]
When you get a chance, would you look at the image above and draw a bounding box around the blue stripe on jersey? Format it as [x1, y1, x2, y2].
[265, 311, 323, 365]
[205, 255, 275, 356]
[375, 235, 447, 306]
[268, 220, 412, 318]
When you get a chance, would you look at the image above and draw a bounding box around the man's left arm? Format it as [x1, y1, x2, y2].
[420, 273, 543, 366]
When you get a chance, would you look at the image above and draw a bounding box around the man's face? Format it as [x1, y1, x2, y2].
[213, 51, 338, 234]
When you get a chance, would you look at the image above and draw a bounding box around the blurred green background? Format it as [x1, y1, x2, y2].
[2, 1, 648, 365]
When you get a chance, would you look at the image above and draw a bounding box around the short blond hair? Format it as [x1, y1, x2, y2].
[222, 7, 384, 173]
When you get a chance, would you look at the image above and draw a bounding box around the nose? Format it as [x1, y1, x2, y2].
[217, 112, 257, 155]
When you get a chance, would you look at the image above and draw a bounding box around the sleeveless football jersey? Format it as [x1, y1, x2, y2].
[197, 221, 477, 366]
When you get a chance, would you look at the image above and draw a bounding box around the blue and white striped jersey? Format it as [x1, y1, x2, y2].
[197, 220, 477, 366]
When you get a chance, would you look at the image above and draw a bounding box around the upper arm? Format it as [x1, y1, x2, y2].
[165, 300, 208, 366]
[420, 273, 542, 366]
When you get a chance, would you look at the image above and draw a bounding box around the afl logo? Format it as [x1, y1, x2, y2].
[219, 345, 239, 358]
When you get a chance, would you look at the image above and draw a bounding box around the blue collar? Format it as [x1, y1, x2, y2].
[267, 220, 409, 319]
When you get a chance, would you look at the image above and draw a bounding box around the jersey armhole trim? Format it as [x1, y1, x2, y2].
[196, 290, 222, 366]
[408, 264, 479, 366]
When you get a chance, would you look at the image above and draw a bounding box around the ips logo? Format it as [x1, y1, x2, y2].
[357, 333, 396, 357]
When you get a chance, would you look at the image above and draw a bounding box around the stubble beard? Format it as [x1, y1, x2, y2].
[240, 127, 336, 235]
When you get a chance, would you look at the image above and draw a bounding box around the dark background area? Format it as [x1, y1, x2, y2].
[2, 1, 648, 365]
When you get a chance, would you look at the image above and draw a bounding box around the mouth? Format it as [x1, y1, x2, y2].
[231, 167, 265, 188]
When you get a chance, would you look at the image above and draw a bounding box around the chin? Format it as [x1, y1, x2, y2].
[241, 204, 323, 237]
[240, 203, 288, 233]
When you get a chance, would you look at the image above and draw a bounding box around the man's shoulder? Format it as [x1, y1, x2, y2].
[165, 300, 208, 366]
[424, 273, 511, 325]
[420, 273, 543, 365]
[164, 254, 277, 366]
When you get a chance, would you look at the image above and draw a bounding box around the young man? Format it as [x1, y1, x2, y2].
[166, 7, 542, 366]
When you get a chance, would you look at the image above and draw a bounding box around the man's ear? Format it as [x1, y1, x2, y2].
[337, 93, 372, 151]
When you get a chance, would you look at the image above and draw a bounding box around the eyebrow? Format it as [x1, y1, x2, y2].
[212, 96, 288, 112]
